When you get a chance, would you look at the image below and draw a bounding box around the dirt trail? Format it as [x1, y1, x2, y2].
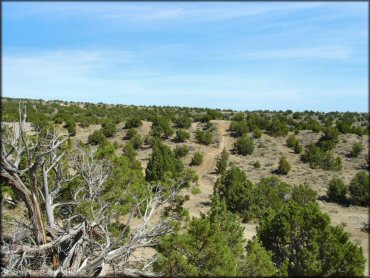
[183, 120, 232, 217]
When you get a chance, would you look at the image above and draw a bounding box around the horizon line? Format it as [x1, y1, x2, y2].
[2, 96, 368, 114]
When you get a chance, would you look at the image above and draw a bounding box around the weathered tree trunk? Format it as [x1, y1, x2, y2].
[43, 164, 55, 227]
[1, 165, 46, 245]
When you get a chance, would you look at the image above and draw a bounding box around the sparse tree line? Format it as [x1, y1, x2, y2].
[3, 98, 369, 139]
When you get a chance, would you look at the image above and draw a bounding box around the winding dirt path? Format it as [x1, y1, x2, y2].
[183, 120, 233, 217]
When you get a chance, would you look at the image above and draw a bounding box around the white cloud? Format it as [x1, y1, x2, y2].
[238, 47, 351, 60]
[3, 49, 303, 106]
[4, 2, 327, 24]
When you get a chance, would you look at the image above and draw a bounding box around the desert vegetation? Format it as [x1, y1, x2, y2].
[1, 97, 369, 276]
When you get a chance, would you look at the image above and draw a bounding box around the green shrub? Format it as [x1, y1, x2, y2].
[174, 115, 192, 129]
[151, 117, 174, 139]
[174, 145, 190, 158]
[175, 129, 190, 143]
[191, 186, 201, 195]
[96, 142, 116, 159]
[64, 119, 76, 136]
[154, 198, 244, 276]
[78, 117, 91, 128]
[126, 128, 138, 139]
[242, 176, 291, 221]
[129, 134, 143, 150]
[350, 142, 363, 158]
[253, 160, 261, 169]
[320, 155, 342, 171]
[145, 135, 160, 147]
[327, 177, 347, 203]
[216, 148, 229, 175]
[291, 183, 317, 205]
[215, 167, 254, 213]
[190, 151, 203, 166]
[351, 126, 364, 136]
[229, 120, 249, 137]
[232, 112, 245, 121]
[125, 117, 142, 129]
[145, 142, 184, 181]
[200, 113, 212, 123]
[267, 117, 289, 137]
[293, 142, 302, 154]
[277, 156, 291, 175]
[102, 121, 117, 138]
[88, 130, 107, 145]
[348, 171, 369, 206]
[305, 119, 322, 133]
[123, 142, 137, 161]
[336, 121, 352, 134]
[258, 202, 366, 276]
[241, 239, 276, 277]
[195, 129, 213, 145]
[301, 144, 323, 168]
[286, 134, 298, 148]
[301, 144, 342, 171]
[253, 128, 262, 139]
[234, 135, 254, 156]
[316, 127, 339, 151]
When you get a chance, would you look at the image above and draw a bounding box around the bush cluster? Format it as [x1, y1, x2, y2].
[350, 142, 363, 158]
[151, 117, 174, 139]
[126, 128, 137, 139]
[64, 119, 76, 136]
[277, 156, 291, 175]
[102, 121, 117, 138]
[145, 142, 184, 181]
[174, 115, 192, 129]
[190, 151, 203, 166]
[125, 117, 142, 129]
[195, 129, 213, 145]
[174, 145, 189, 158]
[327, 172, 369, 206]
[215, 148, 229, 175]
[316, 127, 339, 151]
[234, 135, 254, 155]
[175, 129, 190, 143]
[130, 134, 143, 149]
[88, 130, 107, 145]
[327, 177, 347, 203]
[229, 120, 249, 137]
[301, 144, 342, 171]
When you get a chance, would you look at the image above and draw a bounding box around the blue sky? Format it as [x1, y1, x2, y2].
[3, 2, 368, 112]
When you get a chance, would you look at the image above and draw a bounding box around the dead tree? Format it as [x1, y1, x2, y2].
[1, 107, 189, 276]
[1, 107, 68, 245]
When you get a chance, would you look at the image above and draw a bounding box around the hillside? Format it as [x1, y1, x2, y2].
[2, 97, 369, 276]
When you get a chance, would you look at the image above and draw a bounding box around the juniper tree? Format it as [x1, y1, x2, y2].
[216, 148, 229, 175]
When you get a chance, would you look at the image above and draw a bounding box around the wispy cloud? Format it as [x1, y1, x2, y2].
[6, 48, 365, 111]
[4, 2, 327, 24]
[238, 47, 351, 60]
[2, 49, 307, 109]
